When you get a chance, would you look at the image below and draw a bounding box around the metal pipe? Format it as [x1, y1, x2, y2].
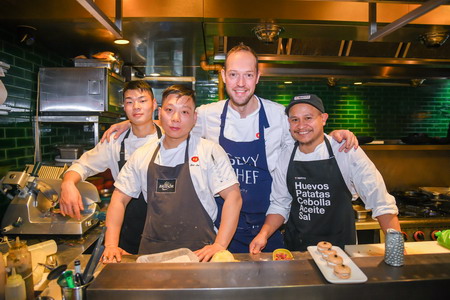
[369, 0, 449, 41]
[200, 56, 224, 100]
[76, 0, 123, 39]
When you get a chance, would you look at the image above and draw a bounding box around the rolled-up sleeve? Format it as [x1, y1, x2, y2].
[348, 148, 398, 218]
[266, 146, 293, 222]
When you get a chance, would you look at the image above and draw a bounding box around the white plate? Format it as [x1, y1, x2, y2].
[307, 246, 368, 284]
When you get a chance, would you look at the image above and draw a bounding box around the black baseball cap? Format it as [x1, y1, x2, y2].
[285, 93, 325, 115]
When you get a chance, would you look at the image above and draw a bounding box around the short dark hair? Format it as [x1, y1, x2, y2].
[161, 85, 196, 106]
[225, 43, 259, 72]
[123, 80, 154, 98]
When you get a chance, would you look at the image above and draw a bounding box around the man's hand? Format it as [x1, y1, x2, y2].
[59, 181, 84, 220]
[101, 245, 130, 264]
[194, 243, 226, 262]
[329, 130, 359, 152]
[249, 233, 268, 254]
[100, 120, 131, 143]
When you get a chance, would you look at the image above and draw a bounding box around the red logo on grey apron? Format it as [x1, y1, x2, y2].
[191, 156, 199, 162]
[156, 179, 176, 193]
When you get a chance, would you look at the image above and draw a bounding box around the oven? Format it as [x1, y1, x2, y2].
[392, 187, 450, 242]
[355, 187, 450, 243]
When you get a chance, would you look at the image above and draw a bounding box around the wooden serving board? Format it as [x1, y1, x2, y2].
[345, 241, 450, 257]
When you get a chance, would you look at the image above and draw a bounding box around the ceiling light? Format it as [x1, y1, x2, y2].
[252, 24, 284, 44]
[284, 81, 292, 84]
[411, 79, 425, 87]
[327, 77, 338, 87]
[17, 25, 37, 46]
[149, 73, 160, 77]
[419, 32, 449, 48]
[354, 82, 363, 85]
[114, 39, 129, 45]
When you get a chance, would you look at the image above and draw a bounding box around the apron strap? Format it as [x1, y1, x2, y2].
[118, 129, 132, 171]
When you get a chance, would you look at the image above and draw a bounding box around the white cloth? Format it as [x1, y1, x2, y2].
[267, 134, 398, 221]
[114, 134, 239, 222]
[192, 97, 294, 175]
[68, 130, 159, 181]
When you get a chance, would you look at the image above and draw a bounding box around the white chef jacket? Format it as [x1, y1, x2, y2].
[68, 130, 159, 181]
[193, 97, 294, 175]
[114, 134, 239, 222]
[267, 134, 399, 221]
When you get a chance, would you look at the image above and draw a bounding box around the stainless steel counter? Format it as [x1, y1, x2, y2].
[88, 253, 450, 300]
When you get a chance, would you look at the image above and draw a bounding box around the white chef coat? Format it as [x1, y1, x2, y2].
[267, 134, 399, 221]
[68, 130, 159, 181]
[114, 134, 239, 222]
[193, 97, 294, 175]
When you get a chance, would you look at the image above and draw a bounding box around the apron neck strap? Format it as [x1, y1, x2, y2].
[289, 135, 334, 161]
[151, 135, 191, 164]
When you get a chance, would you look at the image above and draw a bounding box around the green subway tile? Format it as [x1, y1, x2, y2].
[14, 57, 33, 70]
[6, 147, 25, 158]
[16, 137, 34, 147]
[3, 42, 24, 58]
[0, 138, 16, 147]
[5, 127, 25, 137]
[14, 77, 33, 90]
[17, 157, 34, 166]
[24, 52, 42, 65]
[6, 66, 24, 77]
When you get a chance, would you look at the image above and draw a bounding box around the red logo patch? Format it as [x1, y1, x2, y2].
[191, 156, 199, 162]
[256, 132, 260, 139]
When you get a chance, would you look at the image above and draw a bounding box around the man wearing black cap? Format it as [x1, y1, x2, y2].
[250, 93, 401, 252]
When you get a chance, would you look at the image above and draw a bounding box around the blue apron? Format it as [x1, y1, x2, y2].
[215, 97, 284, 253]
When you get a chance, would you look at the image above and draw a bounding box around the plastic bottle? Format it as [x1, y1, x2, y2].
[5, 268, 26, 300]
[436, 229, 450, 249]
[0, 252, 5, 300]
[6, 238, 34, 300]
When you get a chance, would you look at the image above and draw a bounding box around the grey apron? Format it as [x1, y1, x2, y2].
[138, 136, 216, 254]
[284, 137, 355, 251]
[118, 125, 161, 254]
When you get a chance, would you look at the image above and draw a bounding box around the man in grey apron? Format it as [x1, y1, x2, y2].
[250, 93, 400, 252]
[103, 85, 241, 262]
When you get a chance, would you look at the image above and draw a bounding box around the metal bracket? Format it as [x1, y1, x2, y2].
[368, 0, 449, 42]
[76, 0, 123, 39]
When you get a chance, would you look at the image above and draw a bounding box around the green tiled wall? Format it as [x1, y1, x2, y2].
[0, 28, 92, 176]
[196, 79, 450, 139]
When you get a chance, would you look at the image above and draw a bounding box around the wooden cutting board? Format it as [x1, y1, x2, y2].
[345, 241, 450, 257]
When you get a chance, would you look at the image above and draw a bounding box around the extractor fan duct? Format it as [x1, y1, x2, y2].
[252, 24, 284, 44]
[419, 32, 449, 48]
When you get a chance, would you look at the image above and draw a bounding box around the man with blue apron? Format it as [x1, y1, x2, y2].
[214, 97, 284, 253]
[284, 137, 355, 251]
[118, 126, 161, 254]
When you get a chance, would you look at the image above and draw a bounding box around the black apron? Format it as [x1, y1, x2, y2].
[284, 137, 356, 251]
[118, 125, 162, 254]
[138, 136, 216, 254]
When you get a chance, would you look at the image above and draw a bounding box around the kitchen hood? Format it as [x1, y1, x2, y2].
[0, 0, 450, 82]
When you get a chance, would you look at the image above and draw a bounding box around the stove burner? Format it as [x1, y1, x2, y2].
[392, 190, 450, 218]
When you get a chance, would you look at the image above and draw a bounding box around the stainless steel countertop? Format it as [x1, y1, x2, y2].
[88, 253, 450, 300]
